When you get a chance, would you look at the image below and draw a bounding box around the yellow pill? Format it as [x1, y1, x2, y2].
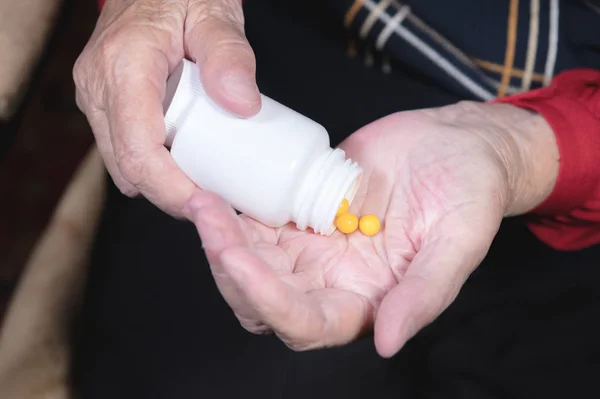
[359, 214, 381, 236]
[336, 198, 350, 216]
[335, 212, 359, 234]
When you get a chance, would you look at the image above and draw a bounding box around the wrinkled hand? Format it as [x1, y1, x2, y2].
[74, 0, 259, 216]
[188, 101, 559, 357]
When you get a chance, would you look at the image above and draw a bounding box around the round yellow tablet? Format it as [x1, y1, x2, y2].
[336, 198, 349, 217]
[335, 212, 359, 234]
[359, 214, 381, 236]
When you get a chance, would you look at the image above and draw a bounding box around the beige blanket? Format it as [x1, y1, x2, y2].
[0, 0, 63, 121]
[0, 147, 105, 399]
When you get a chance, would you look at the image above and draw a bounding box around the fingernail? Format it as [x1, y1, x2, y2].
[221, 75, 260, 105]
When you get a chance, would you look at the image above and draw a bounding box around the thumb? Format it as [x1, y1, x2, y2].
[374, 233, 490, 358]
[185, 0, 261, 117]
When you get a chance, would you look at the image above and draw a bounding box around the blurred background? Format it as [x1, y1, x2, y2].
[0, 0, 97, 323]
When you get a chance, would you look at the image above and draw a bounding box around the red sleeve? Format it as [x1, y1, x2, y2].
[98, 0, 104, 9]
[496, 69, 600, 251]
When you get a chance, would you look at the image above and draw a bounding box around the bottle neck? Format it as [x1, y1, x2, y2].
[163, 59, 204, 148]
[293, 148, 362, 235]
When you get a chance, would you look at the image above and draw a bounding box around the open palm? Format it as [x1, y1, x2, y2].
[189, 102, 519, 357]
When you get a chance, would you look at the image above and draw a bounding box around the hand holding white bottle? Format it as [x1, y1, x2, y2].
[73, 0, 260, 217]
[164, 59, 362, 235]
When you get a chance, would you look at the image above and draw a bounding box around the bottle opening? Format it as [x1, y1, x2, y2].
[320, 159, 362, 236]
[343, 175, 361, 207]
[293, 148, 362, 236]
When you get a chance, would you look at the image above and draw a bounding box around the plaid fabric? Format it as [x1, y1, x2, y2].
[335, 0, 600, 100]
[95, 0, 600, 100]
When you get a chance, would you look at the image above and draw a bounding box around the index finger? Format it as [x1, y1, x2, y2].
[107, 47, 196, 216]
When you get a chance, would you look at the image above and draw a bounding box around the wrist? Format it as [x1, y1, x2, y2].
[483, 103, 559, 216]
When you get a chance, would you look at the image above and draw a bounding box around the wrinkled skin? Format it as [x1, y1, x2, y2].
[189, 102, 558, 357]
[74, 0, 259, 216]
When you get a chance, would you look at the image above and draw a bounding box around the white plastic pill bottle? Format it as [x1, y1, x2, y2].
[163, 59, 362, 235]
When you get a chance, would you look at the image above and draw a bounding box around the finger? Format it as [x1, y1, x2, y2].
[221, 246, 373, 350]
[106, 46, 196, 217]
[189, 190, 264, 322]
[189, 190, 373, 348]
[374, 235, 483, 358]
[190, 190, 249, 264]
[189, 191, 296, 335]
[185, 0, 261, 117]
[84, 106, 137, 196]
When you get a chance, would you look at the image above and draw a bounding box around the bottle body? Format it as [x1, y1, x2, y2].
[164, 59, 361, 235]
[171, 95, 332, 227]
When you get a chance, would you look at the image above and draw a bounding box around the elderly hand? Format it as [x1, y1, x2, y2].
[187, 101, 559, 357]
[74, 0, 259, 216]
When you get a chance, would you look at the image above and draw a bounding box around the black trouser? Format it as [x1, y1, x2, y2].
[72, 1, 600, 398]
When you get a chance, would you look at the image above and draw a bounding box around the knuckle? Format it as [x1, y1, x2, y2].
[112, 1, 185, 51]
[73, 53, 103, 112]
[116, 150, 147, 187]
[72, 54, 86, 89]
[97, 20, 182, 75]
